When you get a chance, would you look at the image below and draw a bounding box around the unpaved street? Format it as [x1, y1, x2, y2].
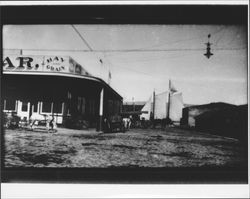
[4, 127, 247, 168]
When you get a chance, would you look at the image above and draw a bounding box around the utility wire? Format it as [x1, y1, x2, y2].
[3, 47, 246, 53]
[115, 64, 155, 77]
[71, 25, 93, 51]
[106, 26, 227, 57]
[214, 27, 227, 46]
[112, 51, 193, 64]
[70, 25, 110, 83]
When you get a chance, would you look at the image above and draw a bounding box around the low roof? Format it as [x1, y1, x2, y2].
[121, 111, 148, 115]
[123, 101, 146, 106]
[3, 54, 122, 100]
[195, 106, 238, 119]
[185, 102, 236, 110]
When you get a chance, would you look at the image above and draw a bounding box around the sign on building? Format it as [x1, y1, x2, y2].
[2, 55, 90, 76]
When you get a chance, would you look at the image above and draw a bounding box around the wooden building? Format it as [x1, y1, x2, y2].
[181, 102, 236, 127]
[2, 54, 122, 131]
[195, 104, 248, 141]
[122, 101, 146, 112]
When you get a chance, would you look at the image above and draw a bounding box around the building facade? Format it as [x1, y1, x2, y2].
[2, 54, 122, 131]
[195, 104, 248, 141]
[181, 102, 237, 127]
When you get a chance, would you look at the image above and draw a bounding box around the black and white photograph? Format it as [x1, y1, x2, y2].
[0, 3, 248, 193]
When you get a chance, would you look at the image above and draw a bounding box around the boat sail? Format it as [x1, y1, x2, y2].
[169, 91, 184, 122]
[154, 91, 168, 119]
[140, 96, 153, 120]
[140, 80, 184, 123]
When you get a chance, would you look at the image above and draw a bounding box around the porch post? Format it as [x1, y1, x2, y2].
[97, 88, 104, 131]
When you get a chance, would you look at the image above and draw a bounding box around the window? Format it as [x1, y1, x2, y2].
[81, 97, 86, 114]
[53, 103, 63, 114]
[108, 100, 113, 115]
[114, 101, 121, 114]
[42, 102, 52, 113]
[77, 97, 86, 114]
[92, 101, 95, 115]
[22, 101, 28, 112]
[33, 103, 38, 112]
[67, 91, 72, 99]
[89, 100, 95, 115]
[77, 97, 81, 111]
[5, 99, 16, 111]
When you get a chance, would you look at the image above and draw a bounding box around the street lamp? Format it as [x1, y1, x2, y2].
[204, 34, 213, 59]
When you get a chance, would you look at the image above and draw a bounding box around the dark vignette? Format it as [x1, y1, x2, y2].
[0, 4, 248, 183]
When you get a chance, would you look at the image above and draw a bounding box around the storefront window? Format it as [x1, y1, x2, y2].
[77, 97, 81, 111]
[108, 100, 113, 115]
[53, 103, 63, 114]
[92, 101, 95, 115]
[89, 99, 95, 115]
[5, 99, 16, 111]
[33, 103, 38, 112]
[114, 101, 120, 114]
[42, 102, 52, 113]
[82, 97, 86, 114]
[22, 101, 28, 112]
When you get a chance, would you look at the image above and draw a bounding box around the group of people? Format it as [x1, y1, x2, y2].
[122, 115, 133, 130]
[102, 115, 133, 133]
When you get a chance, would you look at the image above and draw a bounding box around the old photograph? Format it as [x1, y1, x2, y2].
[1, 5, 248, 184]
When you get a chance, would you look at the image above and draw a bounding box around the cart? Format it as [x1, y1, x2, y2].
[103, 115, 125, 133]
[29, 114, 57, 133]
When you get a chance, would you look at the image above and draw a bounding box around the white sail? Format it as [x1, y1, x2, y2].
[140, 81, 184, 122]
[140, 96, 152, 120]
[169, 92, 184, 122]
[154, 91, 168, 119]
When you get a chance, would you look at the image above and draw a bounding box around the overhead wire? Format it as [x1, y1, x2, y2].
[214, 27, 227, 46]
[111, 50, 196, 64]
[3, 25, 246, 93]
[4, 25, 244, 55]
[3, 26, 246, 78]
[143, 26, 226, 49]
[105, 26, 227, 57]
[70, 25, 111, 82]
[71, 25, 93, 51]
[113, 64, 156, 77]
[3, 46, 246, 53]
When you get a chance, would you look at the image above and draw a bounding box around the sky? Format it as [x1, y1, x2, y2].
[3, 25, 248, 105]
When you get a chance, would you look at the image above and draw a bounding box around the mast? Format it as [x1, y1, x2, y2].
[152, 90, 155, 120]
[167, 79, 171, 120]
[152, 89, 156, 128]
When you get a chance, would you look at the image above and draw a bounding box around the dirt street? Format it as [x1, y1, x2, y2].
[3, 127, 247, 168]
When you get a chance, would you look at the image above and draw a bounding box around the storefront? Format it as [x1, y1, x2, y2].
[2, 54, 123, 131]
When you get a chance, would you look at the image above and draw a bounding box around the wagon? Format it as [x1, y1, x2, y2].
[3, 112, 20, 129]
[103, 115, 125, 133]
[30, 118, 57, 133]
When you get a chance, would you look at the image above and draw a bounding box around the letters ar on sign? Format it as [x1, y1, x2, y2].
[3, 55, 68, 72]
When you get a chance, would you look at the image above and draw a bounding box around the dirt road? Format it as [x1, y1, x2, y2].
[3, 127, 247, 168]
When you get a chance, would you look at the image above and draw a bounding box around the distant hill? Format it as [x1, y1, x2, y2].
[123, 102, 196, 108]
